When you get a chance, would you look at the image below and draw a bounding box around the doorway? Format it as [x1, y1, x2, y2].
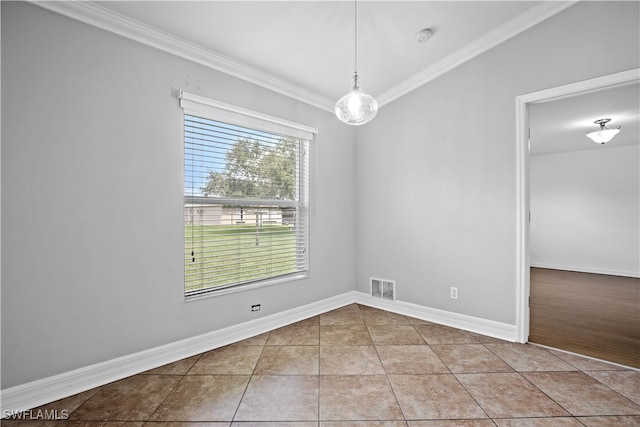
[514, 69, 640, 362]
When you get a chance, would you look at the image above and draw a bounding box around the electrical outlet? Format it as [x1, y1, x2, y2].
[251, 304, 261, 312]
[450, 287, 459, 300]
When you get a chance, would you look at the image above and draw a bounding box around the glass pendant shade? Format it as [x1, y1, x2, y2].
[335, 73, 378, 125]
[586, 119, 620, 144]
[586, 128, 620, 144]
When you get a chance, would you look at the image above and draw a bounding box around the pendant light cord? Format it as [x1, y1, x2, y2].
[354, 0, 358, 74]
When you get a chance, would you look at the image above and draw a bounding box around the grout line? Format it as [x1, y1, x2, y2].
[144, 374, 185, 423]
[529, 342, 640, 372]
[30, 305, 640, 424]
[229, 331, 270, 423]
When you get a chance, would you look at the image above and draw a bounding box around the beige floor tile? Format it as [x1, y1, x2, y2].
[150, 423, 230, 427]
[577, 416, 640, 426]
[290, 315, 320, 326]
[188, 345, 263, 375]
[22, 306, 640, 425]
[388, 374, 487, 420]
[322, 422, 408, 427]
[485, 343, 577, 372]
[523, 371, 640, 416]
[234, 375, 319, 421]
[0, 422, 69, 427]
[368, 325, 425, 345]
[236, 333, 270, 346]
[254, 346, 319, 375]
[456, 373, 569, 418]
[30, 388, 100, 416]
[547, 349, 630, 371]
[356, 305, 387, 314]
[320, 375, 403, 421]
[70, 375, 181, 421]
[142, 355, 201, 375]
[492, 418, 584, 426]
[149, 375, 250, 421]
[405, 317, 436, 326]
[320, 345, 384, 375]
[414, 325, 479, 344]
[376, 345, 449, 374]
[265, 324, 319, 345]
[361, 310, 410, 326]
[468, 333, 510, 344]
[102, 423, 151, 426]
[232, 422, 317, 427]
[585, 370, 640, 405]
[431, 344, 513, 373]
[320, 324, 372, 346]
[320, 309, 364, 325]
[408, 421, 496, 427]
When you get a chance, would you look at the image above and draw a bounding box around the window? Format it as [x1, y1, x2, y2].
[180, 91, 315, 298]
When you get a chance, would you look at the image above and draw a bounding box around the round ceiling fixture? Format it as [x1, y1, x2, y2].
[415, 28, 433, 43]
[586, 118, 620, 144]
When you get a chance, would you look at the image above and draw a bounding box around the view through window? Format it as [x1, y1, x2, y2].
[184, 113, 310, 298]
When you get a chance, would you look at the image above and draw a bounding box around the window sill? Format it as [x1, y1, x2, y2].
[185, 272, 309, 302]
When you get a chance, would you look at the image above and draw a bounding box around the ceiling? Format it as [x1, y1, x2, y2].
[529, 82, 640, 156]
[84, 0, 570, 109]
[37, 1, 637, 155]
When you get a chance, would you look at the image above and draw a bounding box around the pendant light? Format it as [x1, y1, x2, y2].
[586, 118, 620, 144]
[335, 0, 378, 125]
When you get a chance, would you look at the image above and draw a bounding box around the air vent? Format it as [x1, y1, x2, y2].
[370, 277, 395, 300]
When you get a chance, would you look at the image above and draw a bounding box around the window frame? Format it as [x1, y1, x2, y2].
[179, 90, 316, 300]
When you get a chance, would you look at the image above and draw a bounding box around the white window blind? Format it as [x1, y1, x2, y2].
[180, 91, 315, 298]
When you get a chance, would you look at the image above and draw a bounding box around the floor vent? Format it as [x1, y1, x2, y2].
[370, 277, 395, 301]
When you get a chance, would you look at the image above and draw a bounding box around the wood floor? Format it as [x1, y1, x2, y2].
[529, 267, 640, 368]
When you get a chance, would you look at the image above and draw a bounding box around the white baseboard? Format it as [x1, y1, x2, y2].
[2, 290, 517, 413]
[529, 263, 640, 278]
[0, 291, 356, 413]
[354, 292, 517, 342]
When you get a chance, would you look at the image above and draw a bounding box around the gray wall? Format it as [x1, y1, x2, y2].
[1, 2, 356, 389]
[355, 1, 639, 324]
[3, 1, 640, 390]
[530, 145, 640, 277]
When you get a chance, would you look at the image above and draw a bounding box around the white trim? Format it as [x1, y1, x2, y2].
[0, 291, 356, 413]
[377, 1, 578, 107]
[530, 263, 640, 279]
[30, 1, 575, 113]
[515, 91, 530, 344]
[179, 90, 317, 140]
[354, 292, 516, 342]
[515, 68, 640, 345]
[30, 1, 335, 113]
[2, 290, 518, 412]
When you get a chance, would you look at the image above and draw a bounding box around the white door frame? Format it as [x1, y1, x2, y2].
[514, 68, 640, 343]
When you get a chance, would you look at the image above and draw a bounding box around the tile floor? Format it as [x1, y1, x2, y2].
[5, 304, 639, 426]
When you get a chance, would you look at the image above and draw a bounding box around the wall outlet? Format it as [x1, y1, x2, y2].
[450, 287, 459, 300]
[251, 304, 261, 312]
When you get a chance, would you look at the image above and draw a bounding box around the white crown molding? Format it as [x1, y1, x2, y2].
[376, 1, 579, 107]
[30, 0, 336, 113]
[30, 1, 576, 114]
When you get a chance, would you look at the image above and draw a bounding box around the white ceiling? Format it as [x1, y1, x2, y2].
[90, 0, 555, 106]
[529, 82, 640, 156]
[37, 1, 637, 155]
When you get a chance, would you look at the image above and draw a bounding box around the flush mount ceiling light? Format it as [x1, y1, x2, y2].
[335, 0, 378, 126]
[586, 118, 621, 144]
